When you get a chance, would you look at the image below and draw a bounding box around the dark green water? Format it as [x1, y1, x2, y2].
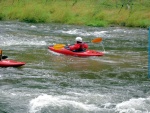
[0, 21, 149, 113]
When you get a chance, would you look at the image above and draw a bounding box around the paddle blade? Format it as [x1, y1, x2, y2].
[2, 56, 8, 59]
[0, 49, 2, 55]
[53, 44, 66, 50]
[91, 38, 102, 43]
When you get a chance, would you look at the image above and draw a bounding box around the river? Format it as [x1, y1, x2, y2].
[0, 21, 149, 113]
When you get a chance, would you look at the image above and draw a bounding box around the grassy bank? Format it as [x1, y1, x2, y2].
[0, 0, 150, 28]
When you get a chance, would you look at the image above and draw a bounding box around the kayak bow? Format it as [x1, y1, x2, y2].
[0, 59, 26, 67]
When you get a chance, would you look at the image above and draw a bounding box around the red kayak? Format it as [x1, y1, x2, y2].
[48, 45, 104, 57]
[0, 59, 25, 67]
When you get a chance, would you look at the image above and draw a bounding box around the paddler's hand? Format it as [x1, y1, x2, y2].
[65, 44, 70, 50]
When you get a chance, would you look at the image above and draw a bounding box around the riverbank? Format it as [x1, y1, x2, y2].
[0, 0, 149, 28]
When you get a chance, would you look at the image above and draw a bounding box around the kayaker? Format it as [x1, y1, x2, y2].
[0, 49, 2, 60]
[68, 37, 88, 52]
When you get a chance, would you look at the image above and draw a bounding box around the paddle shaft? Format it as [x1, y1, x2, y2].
[53, 37, 103, 50]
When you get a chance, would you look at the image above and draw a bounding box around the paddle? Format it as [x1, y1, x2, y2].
[91, 37, 102, 43]
[53, 37, 103, 50]
[2, 56, 8, 59]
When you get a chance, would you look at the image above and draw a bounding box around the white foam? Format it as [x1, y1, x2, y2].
[116, 97, 150, 113]
[99, 59, 118, 63]
[1, 40, 46, 46]
[61, 29, 78, 35]
[113, 29, 124, 32]
[48, 50, 61, 56]
[61, 29, 107, 37]
[93, 31, 107, 37]
[29, 94, 100, 113]
[30, 25, 37, 28]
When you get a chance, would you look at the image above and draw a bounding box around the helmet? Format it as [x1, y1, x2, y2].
[75, 37, 82, 42]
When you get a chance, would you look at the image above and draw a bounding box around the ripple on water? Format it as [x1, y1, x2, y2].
[0, 21, 149, 113]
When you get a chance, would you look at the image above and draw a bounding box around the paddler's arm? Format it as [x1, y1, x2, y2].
[0, 49, 2, 61]
[69, 44, 80, 51]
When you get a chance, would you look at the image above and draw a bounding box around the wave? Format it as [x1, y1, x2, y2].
[61, 29, 107, 37]
[29, 94, 100, 113]
[116, 97, 150, 113]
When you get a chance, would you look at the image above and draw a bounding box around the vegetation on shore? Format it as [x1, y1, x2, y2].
[0, 0, 150, 28]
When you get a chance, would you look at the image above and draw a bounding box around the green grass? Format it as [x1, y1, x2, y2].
[0, 0, 150, 28]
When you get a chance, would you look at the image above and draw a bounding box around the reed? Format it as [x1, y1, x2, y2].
[0, 0, 149, 28]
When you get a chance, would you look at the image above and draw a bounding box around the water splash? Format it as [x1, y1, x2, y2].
[116, 97, 150, 113]
[29, 94, 100, 113]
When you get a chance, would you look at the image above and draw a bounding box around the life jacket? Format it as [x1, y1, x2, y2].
[74, 42, 86, 52]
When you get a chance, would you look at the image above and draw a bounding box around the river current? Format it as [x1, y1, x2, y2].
[0, 21, 149, 113]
